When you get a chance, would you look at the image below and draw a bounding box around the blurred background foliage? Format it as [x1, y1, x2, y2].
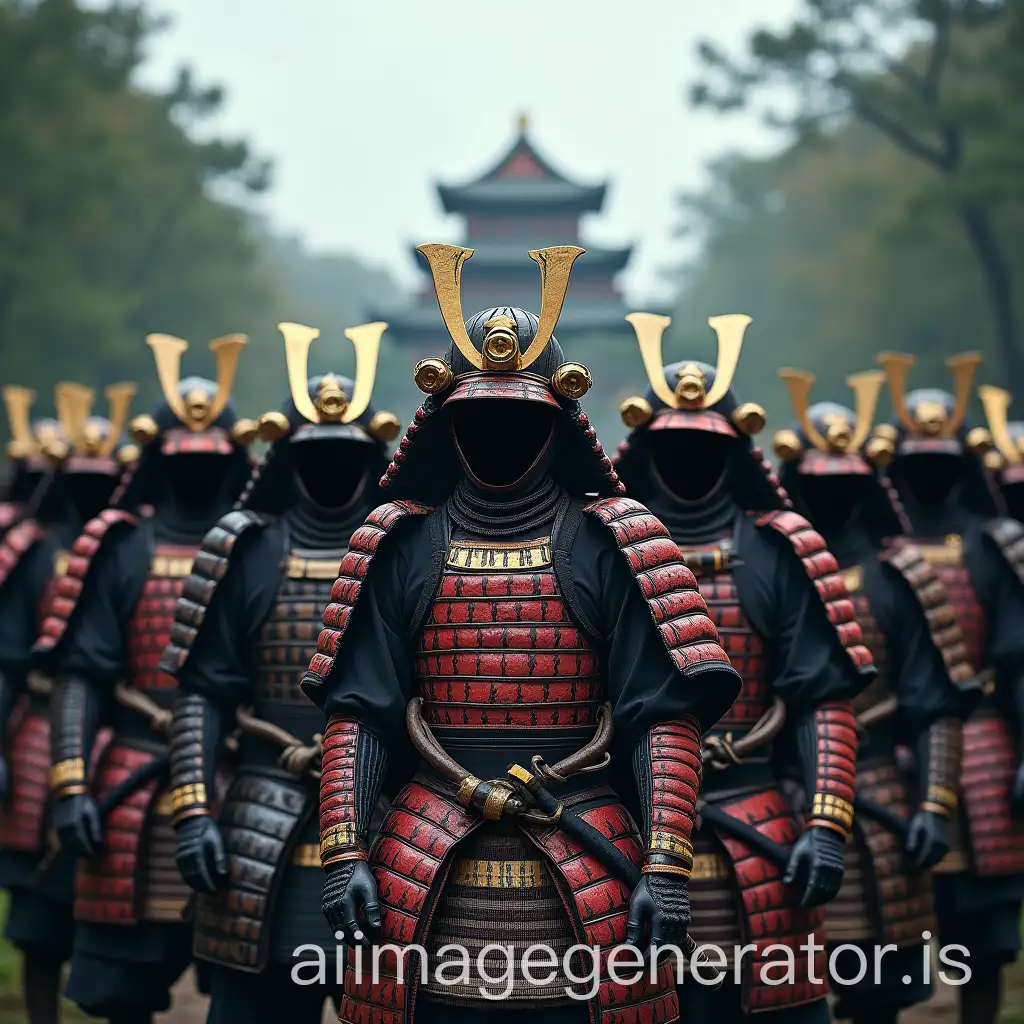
[3, 0, 1024, 448]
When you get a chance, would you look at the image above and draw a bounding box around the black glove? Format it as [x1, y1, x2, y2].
[323, 860, 381, 948]
[1013, 761, 1024, 814]
[175, 815, 229, 894]
[905, 809, 950, 872]
[625, 874, 691, 953]
[53, 792, 102, 857]
[783, 825, 845, 907]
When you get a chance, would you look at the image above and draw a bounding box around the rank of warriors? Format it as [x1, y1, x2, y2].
[1, 244, 1024, 1024]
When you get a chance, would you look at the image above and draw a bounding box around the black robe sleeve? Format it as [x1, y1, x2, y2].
[733, 515, 866, 713]
[172, 523, 285, 713]
[863, 558, 968, 738]
[319, 517, 431, 744]
[48, 525, 150, 689]
[0, 540, 53, 684]
[567, 514, 736, 750]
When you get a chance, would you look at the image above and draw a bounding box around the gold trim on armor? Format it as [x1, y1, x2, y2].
[650, 830, 694, 861]
[456, 776, 482, 807]
[642, 862, 692, 879]
[689, 852, 730, 881]
[291, 843, 322, 868]
[144, 897, 188, 921]
[150, 554, 194, 578]
[52, 549, 71, 578]
[926, 785, 959, 811]
[481, 784, 514, 821]
[811, 793, 854, 830]
[49, 758, 85, 791]
[286, 552, 342, 580]
[451, 858, 549, 888]
[839, 565, 863, 594]
[916, 535, 964, 566]
[171, 783, 207, 813]
[319, 822, 358, 858]
[153, 791, 174, 816]
[676, 546, 728, 578]
[921, 800, 954, 819]
[446, 538, 552, 572]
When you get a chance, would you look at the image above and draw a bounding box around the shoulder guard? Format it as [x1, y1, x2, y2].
[882, 540, 976, 689]
[158, 509, 273, 677]
[984, 518, 1024, 589]
[582, 496, 734, 676]
[301, 500, 433, 701]
[34, 509, 139, 658]
[754, 509, 874, 674]
[0, 518, 46, 593]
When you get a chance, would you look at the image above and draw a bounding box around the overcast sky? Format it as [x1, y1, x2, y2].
[136, 0, 801, 303]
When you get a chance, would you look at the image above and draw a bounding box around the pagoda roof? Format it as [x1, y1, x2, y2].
[437, 122, 607, 214]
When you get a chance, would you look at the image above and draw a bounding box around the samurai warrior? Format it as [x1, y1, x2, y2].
[774, 368, 980, 1024]
[613, 313, 874, 1024]
[300, 244, 741, 1024]
[877, 352, 1024, 1024]
[976, 385, 1024, 524]
[0, 382, 134, 1024]
[34, 334, 255, 1024]
[160, 321, 399, 1023]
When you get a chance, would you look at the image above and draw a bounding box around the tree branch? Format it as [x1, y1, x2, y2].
[846, 85, 954, 169]
[923, 3, 952, 101]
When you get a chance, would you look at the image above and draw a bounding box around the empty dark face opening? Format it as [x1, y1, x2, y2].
[649, 431, 734, 502]
[162, 454, 233, 511]
[797, 475, 871, 533]
[897, 454, 961, 508]
[450, 399, 556, 490]
[65, 473, 119, 524]
[292, 439, 372, 510]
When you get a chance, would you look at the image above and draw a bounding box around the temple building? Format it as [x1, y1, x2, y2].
[377, 117, 633, 355]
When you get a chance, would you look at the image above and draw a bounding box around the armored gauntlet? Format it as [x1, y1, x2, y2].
[319, 716, 389, 946]
[784, 700, 857, 906]
[49, 675, 102, 856]
[170, 692, 228, 892]
[629, 715, 702, 949]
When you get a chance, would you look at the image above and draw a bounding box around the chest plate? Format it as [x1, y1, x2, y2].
[915, 535, 987, 674]
[414, 536, 604, 729]
[125, 544, 196, 692]
[679, 541, 769, 732]
[252, 550, 341, 706]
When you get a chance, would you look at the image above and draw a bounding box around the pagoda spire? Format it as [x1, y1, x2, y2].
[374, 122, 633, 354]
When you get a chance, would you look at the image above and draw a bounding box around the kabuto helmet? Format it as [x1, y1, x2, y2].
[773, 367, 907, 540]
[380, 243, 623, 503]
[875, 350, 999, 517]
[240, 321, 398, 515]
[613, 312, 787, 510]
[976, 384, 1024, 521]
[52, 380, 138, 522]
[117, 332, 255, 510]
[2, 385, 71, 505]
